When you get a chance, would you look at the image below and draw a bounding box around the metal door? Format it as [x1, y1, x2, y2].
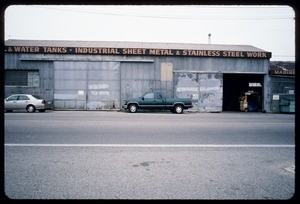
[174, 72, 223, 112]
[198, 73, 223, 112]
[174, 72, 199, 111]
[120, 62, 156, 105]
[87, 62, 120, 110]
[54, 61, 120, 110]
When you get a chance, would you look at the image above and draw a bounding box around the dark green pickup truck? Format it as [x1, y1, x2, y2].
[122, 91, 193, 114]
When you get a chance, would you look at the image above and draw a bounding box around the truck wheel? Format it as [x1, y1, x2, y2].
[174, 105, 183, 114]
[128, 104, 137, 113]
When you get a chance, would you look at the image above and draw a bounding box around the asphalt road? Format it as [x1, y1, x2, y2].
[4, 111, 295, 200]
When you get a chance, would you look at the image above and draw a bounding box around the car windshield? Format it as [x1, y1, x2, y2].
[32, 95, 43, 99]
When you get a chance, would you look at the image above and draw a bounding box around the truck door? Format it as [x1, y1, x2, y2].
[139, 92, 156, 108]
[139, 92, 165, 108]
[155, 92, 166, 108]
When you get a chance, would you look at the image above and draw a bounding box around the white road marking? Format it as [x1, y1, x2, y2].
[4, 143, 295, 148]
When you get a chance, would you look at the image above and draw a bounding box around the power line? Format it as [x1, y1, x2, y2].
[273, 55, 295, 57]
[33, 6, 294, 21]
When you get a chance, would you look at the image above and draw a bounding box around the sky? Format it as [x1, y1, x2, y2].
[4, 5, 296, 61]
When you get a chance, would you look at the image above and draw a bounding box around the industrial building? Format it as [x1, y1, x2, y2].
[4, 39, 294, 113]
[268, 61, 295, 113]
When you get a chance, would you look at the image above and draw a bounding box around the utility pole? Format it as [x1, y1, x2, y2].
[208, 33, 211, 44]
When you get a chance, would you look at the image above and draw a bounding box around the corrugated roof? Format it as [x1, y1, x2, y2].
[5, 39, 268, 52]
[270, 61, 295, 71]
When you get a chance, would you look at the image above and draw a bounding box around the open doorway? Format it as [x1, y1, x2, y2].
[223, 74, 264, 111]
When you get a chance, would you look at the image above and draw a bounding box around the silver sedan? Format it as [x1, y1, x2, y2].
[4, 94, 52, 113]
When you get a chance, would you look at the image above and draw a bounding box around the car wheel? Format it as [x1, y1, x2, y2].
[128, 104, 137, 113]
[174, 105, 183, 114]
[26, 105, 36, 113]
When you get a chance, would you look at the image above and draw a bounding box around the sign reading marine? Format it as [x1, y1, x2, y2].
[269, 70, 295, 76]
[4, 46, 272, 59]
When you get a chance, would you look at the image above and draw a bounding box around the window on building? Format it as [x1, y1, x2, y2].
[249, 82, 262, 87]
[5, 70, 39, 87]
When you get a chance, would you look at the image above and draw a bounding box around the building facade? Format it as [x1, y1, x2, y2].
[268, 61, 295, 113]
[5, 40, 279, 112]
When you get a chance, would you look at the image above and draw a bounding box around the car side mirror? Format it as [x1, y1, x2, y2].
[142, 97, 144, 100]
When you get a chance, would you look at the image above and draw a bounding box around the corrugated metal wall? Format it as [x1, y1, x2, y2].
[5, 53, 271, 112]
[120, 62, 157, 101]
[4, 54, 54, 102]
[87, 62, 120, 110]
[54, 61, 120, 110]
[269, 76, 295, 112]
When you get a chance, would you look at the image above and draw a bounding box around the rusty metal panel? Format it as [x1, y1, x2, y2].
[174, 72, 199, 111]
[198, 73, 223, 112]
[174, 72, 223, 112]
